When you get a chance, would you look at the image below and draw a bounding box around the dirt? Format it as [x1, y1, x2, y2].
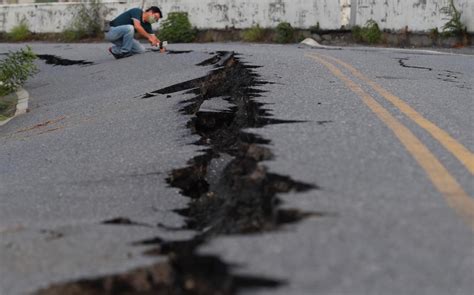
[15, 116, 66, 133]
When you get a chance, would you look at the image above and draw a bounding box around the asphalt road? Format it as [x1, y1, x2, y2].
[0, 42, 473, 295]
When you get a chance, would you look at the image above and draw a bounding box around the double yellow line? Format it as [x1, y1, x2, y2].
[306, 53, 474, 230]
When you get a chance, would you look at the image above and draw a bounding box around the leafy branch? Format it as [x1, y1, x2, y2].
[440, 0, 466, 36]
[0, 46, 38, 97]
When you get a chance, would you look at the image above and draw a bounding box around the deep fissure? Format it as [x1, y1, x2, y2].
[161, 52, 316, 235]
[36, 51, 320, 295]
[37, 54, 94, 66]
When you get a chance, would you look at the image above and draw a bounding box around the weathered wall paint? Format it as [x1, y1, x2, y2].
[354, 0, 474, 32]
[145, 0, 342, 30]
[0, 0, 472, 33]
[0, 0, 342, 33]
[0, 2, 131, 33]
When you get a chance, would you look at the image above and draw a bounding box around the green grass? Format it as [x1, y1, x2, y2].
[62, 29, 88, 42]
[0, 114, 11, 121]
[242, 25, 265, 42]
[8, 21, 30, 41]
[62, 0, 105, 41]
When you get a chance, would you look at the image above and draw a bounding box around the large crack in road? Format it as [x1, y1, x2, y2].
[36, 54, 94, 66]
[36, 52, 321, 295]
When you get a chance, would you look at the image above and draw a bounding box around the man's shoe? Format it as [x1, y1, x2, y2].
[108, 48, 133, 59]
[120, 51, 133, 59]
[108, 47, 122, 59]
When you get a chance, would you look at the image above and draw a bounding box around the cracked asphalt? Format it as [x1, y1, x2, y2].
[1, 42, 473, 295]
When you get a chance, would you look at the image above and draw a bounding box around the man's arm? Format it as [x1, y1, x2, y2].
[132, 19, 159, 46]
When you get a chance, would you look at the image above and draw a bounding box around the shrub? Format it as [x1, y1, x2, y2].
[158, 12, 196, 43]
[63, 0, 105, 41]
[352, 20, 382, 44]
[362, 20, 382, 43]
[0, 46, 37, 97]
[440, 0, 466, 37]
[274, 22, 295, 43]
[242, 25, 265, 42]
[351, 25, 362, 41]
[8, 20, 30, 41]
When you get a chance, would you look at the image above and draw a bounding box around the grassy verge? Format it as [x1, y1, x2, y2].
[0, 46, 37, 122]
[1, 28, 471, 47]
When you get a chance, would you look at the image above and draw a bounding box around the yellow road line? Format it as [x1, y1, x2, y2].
[314, 53, 474, 175]
[306, 54, 474, 230]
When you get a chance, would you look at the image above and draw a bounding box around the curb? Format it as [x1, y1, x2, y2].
[300, 38, 343, 50]
[299, 37, 466, 56]
[0, 88, 29, 127]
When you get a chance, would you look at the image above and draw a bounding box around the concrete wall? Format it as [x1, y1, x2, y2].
[0, 0, 473, 33]
[164, 0, 342, 29]
[353, 0, 474, 32]
[0, 2, 132, 33]
[0, 0, 343, 33]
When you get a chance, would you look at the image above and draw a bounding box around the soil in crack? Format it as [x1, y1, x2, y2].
[35, 52, 321, 295]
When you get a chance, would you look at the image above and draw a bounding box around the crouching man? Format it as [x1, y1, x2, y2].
[106, 6, 162, 59]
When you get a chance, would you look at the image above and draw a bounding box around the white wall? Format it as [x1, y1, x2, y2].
[0, 0, 342, 33]
[353, 0, 474, 32]
[157, 0, 342, 29]
[0, 0, 473, 33]
[0, 2, 133, 33]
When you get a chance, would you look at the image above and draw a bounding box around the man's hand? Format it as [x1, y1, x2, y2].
[148, 34, 159, 47]
[133, 19, 159, 46]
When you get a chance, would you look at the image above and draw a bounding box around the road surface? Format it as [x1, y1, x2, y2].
[0, 42, 473, 295]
